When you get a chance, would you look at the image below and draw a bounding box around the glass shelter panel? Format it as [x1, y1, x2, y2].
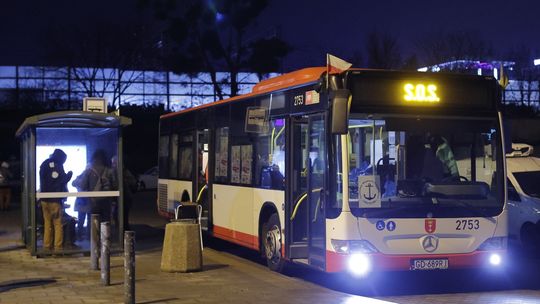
[35, 127, 120, 254]
[347, 117, 504, 218]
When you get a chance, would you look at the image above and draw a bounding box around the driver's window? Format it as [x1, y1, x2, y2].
[348, 120, 395, 205]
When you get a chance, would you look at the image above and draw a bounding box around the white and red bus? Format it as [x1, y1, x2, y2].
[157, 67, 507, 275]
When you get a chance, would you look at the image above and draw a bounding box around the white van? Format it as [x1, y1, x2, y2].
[507, 143, 540, 254]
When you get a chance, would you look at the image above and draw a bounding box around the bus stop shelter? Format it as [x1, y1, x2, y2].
[16, 111, 132, 256]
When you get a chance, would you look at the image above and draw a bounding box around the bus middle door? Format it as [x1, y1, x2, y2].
[287, 114, 326, 270]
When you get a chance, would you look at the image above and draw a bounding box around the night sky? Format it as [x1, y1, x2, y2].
[1, 0, 539, 70]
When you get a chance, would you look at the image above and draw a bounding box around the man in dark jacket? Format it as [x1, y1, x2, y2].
[39, 149, 72, 251]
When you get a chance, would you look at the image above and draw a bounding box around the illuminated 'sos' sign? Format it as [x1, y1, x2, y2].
[403, 83, 440, 103]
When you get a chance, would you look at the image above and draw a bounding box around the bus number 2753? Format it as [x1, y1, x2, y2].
[455, 219, 480, 230]
[294, 95, 304, 106]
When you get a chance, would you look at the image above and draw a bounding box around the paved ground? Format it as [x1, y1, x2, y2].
[2, 191, 540, 304]
[0, 192, 390, 304]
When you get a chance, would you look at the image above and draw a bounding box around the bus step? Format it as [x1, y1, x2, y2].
[291, 258, 309, 265]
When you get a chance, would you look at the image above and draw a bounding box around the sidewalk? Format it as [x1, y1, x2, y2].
[0, 193, 388, 304]
[0, 205, 25, 252]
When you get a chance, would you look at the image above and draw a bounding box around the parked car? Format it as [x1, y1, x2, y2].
[507, 143, 540, 254]
[137, 166, 158, 191]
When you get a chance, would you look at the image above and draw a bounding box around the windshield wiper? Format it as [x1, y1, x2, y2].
[442, 199, 496, 221]
[359, 204, 422, 218]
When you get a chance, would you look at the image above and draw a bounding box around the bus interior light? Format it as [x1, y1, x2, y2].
[331, 239, 378, 254]
[477, 237, 506, 251]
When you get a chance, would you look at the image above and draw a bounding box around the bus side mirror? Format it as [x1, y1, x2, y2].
[330, 89, 350, 134]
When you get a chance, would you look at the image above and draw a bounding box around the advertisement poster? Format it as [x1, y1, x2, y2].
[231, 146, 241, 183]
[219, 153, 228, 177]
[215, 132, 229, 177]
[241, 145, 252, 184]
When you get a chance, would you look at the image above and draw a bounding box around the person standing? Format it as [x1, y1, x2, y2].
[0, 161, 13, 211]
[72, 150, 115, 223]
[111, 156, 137, 230]
[72, 164, 91, 240]
[39, 149, 73, 252]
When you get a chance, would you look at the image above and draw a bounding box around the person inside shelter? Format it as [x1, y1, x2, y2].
[39, 148, 73, 252]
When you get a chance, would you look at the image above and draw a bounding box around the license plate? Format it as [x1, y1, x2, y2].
[411, 259, 449, 270]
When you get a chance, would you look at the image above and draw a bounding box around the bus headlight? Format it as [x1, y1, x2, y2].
[348, 253, 371, 276]
[477, 237, 506, 251]
[489, 253, 502, 266]
[331, 239, 378, 254]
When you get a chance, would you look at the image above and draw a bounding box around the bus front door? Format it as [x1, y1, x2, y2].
[307, 115, 326, 270]
[287, 115, 326, 270]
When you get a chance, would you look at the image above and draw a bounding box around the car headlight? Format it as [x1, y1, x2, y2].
[331, 239, 378, 254]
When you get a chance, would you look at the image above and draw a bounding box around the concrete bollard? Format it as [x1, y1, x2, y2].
[100, 221, 110, 286]
[90, 214, 100, 270]
[160, 220, 202, 272]
[124, 231, 135, 304]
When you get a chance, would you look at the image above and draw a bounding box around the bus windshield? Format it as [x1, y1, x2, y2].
[347, 116, 504, 218]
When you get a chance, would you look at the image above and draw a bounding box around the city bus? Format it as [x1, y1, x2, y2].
[157, 67, 507, 275]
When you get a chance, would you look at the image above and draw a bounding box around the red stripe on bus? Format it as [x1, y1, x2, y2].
[326, 250, 506, 272]
[213, 225, 260, 251]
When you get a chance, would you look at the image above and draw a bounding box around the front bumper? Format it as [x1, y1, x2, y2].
[326, 250, 506, 272]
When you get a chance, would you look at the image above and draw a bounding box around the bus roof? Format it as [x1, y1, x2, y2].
[160, 67, 326, 119]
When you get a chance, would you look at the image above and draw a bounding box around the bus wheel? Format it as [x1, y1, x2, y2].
[263, 213, 286, 272]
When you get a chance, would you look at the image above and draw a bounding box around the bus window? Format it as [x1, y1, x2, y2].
[347, 117, 503, 218]
[178, 133, 193, 180]
[214, 127, 229, 183]
[169, 133, 179, 179]
[255, 118, 285, 190]
[158, 135, 169, 178]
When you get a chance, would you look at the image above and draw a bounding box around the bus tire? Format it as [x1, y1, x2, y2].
[262, 213, 286, 272]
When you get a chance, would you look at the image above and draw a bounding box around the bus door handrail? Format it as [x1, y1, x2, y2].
[290, 188, 323, 221]
[196, 184, 207, 204]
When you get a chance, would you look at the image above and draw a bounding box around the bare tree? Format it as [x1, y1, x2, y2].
[150, 0, 289, 100]
[365, 31, 403, 69]
[506, 46, 540, 107]
[42, 19, 159, 108]
[416, 30, 494, 66]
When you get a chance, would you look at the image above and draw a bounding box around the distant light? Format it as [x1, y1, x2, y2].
[215, 12, 224, 22]
[493, 68, 498, 79]
[477, 68, 482, 76]
[489, 253, 501, 266]
[417, 67, 428, 72]
[347, 253, 371, 276]
[534, 59, 540, 66]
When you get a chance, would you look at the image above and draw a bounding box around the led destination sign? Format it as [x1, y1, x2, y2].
[348, 71, 497, 112]
[403, 83, 440, 103]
